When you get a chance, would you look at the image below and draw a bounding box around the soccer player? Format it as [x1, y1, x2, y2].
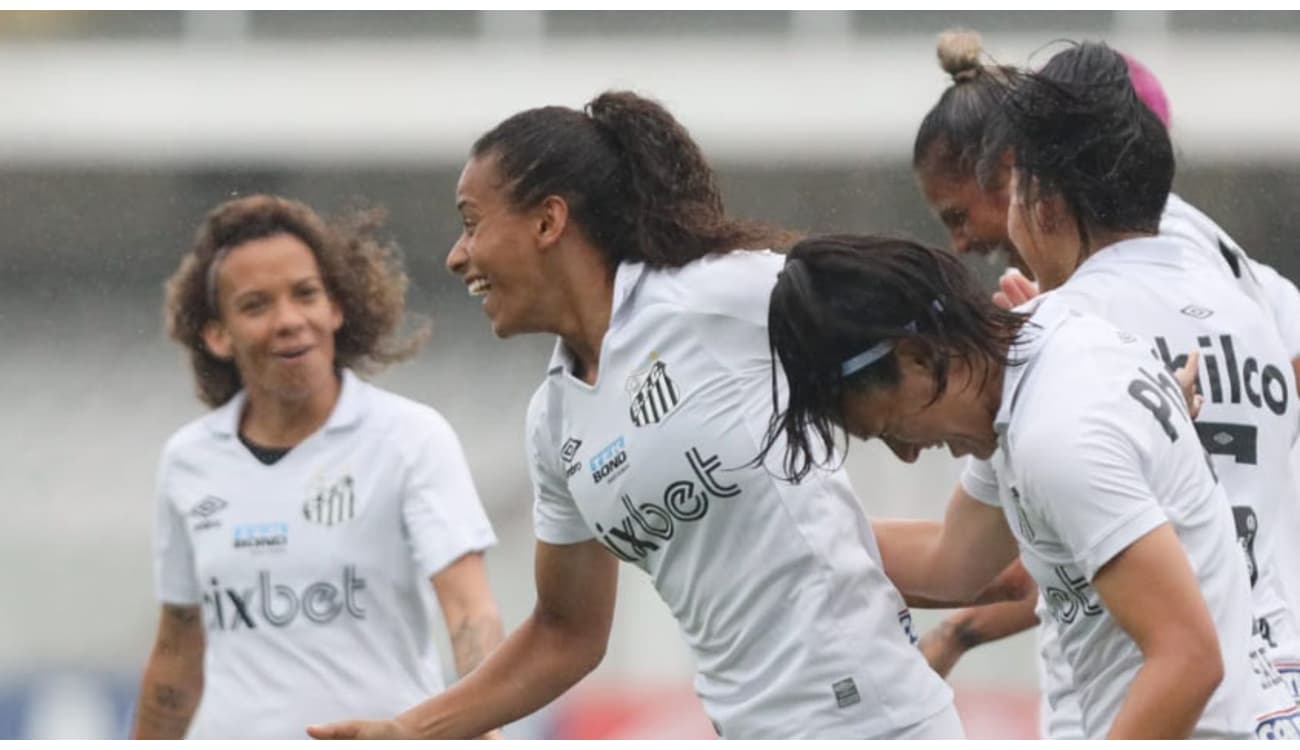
[911, 30, 1300, 737]
[306, 90, 962, 740]
[761, 233, 1269, 738]
[130, 195, 503, 739]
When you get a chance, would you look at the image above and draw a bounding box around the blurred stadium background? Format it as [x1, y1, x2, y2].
[2, 9, 1299, 739]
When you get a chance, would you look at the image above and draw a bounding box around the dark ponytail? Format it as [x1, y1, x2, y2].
[473, 90, 789, 269]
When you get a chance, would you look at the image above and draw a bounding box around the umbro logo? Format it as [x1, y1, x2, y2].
[629, 360, 681, 427]
[189, 496, 228, 532]
[560, 438, 582, 463]
[1180, 304, 1214, 320]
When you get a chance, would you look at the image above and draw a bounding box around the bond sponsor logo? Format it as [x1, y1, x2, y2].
[303, 475, 356, 526]
[188, 496, 228, 532]
[590, 436, 629, 485]
[593, 446, 739, 563]
[1043, 565, 1103, 625]
[628, 358, 681, 427]
[561, 437, 583, 477]
[233, 522, 288, 553]
[1180, 304, 1214, 320]
[832, 678, 861, 709]
[203, 565, 366, 631]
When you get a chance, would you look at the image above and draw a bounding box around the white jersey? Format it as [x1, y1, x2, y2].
[961, 294, 1264, 739]
[1033, 198, 1300, 737]
[526, 251, 955, 739]
[153, 370, 497, 739]
[1047, 235, 1300, 731]
[1162, 194, 1300, 360]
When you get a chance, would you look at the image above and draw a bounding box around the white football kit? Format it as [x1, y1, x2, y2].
[962, 295, 1268, 738]
[1033, 195, 1300, 738]
[153, 370, 497, 739]
[1040, 234, 1300, 738]
[526, 250, 958, 739]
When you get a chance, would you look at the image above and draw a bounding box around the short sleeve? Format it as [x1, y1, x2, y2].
[153, 449, 201, 605]
[526, 386, 594, 545]
[1017, 414, 1168, 581]
[402, 411, 498, 580]
[960, 456, 1002, 507]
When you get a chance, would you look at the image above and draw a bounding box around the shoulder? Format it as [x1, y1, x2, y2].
[159, 411, 220, 467]
[639, 249, 783, 323]
[357, 381, 464, 455]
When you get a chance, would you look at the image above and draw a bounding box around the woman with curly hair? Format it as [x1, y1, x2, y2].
[130, 195, 503, 739]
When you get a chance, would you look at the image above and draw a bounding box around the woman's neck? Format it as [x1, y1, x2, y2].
[553, 252, 617, 386]
[240, 373, 341, 447]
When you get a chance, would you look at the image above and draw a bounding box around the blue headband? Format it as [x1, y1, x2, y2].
[839, 300, 943, 378]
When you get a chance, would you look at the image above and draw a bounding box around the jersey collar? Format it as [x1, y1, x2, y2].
[994, 293, 1072, 434]
[547, 261, 649, 376]
[204, 368, 368, 438]
[1073, 235, 1191, 280]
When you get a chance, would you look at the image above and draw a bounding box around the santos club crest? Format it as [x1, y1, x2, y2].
[628, 359, 681, 427]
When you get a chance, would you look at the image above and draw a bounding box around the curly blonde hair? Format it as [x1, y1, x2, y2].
[165, 194, 427, 408]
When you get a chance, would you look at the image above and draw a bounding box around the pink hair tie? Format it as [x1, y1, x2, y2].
[1122, 53, 1171, 129]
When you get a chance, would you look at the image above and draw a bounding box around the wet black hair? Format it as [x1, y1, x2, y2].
[758, 234, 1027, 482]
[991, 41, 1174, 249]
[471, 90, 789, 270]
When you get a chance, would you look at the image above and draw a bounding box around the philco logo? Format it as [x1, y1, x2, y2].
[561, 438, 583, 478]
[304, 475, 356, 527]
[590, 436, 629, 485]
[629, 360, 681, 427]
[233, 522, 288, 553]
[189, 496, 228, 532]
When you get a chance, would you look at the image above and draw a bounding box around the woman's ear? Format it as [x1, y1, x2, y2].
[201, 320, 233, 360]
[536, 195, 570, 250]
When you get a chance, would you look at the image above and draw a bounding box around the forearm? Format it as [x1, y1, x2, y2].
[874, 518, 994, 602]
[449, 609, 506, 678]
[398, 611, 602, 739]
[1106, 651, 1218, 739]
[129, 656, 204, 739]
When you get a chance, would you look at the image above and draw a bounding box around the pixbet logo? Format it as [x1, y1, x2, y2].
[203, 565, 366, 630]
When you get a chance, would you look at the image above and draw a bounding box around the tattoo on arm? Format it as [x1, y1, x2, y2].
[450, 615, 505, 678]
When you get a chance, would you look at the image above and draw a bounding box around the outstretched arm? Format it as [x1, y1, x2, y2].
[873, 483, 1020, 605]
[308, 539, 618, 740]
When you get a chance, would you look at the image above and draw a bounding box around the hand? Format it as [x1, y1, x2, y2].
[918, 621, 965, 679]
[1174, 350, 1203, 419]
[992, 268, 1040, 310]
[306, 718, 412, 740]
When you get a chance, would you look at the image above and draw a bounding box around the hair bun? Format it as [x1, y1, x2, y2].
[937, 29, 985, 82]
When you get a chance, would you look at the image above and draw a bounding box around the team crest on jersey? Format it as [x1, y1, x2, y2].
[627, 356, 681, 427]
[303, 474, 357, 527]
[188, 495, 228, 532]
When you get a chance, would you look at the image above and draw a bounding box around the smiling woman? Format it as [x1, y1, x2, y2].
[760, 232, 1280, 739]
[130, 195, 505, 739]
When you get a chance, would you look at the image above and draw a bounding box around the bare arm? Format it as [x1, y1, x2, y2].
[1094, 524, 1223, 739]
[919, 579, 1040, 678]
[307, 539, 619, 740]
[130, 604, 205, 739]
[872, 483, 1020, 604]
[432, 551, 505, 679]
